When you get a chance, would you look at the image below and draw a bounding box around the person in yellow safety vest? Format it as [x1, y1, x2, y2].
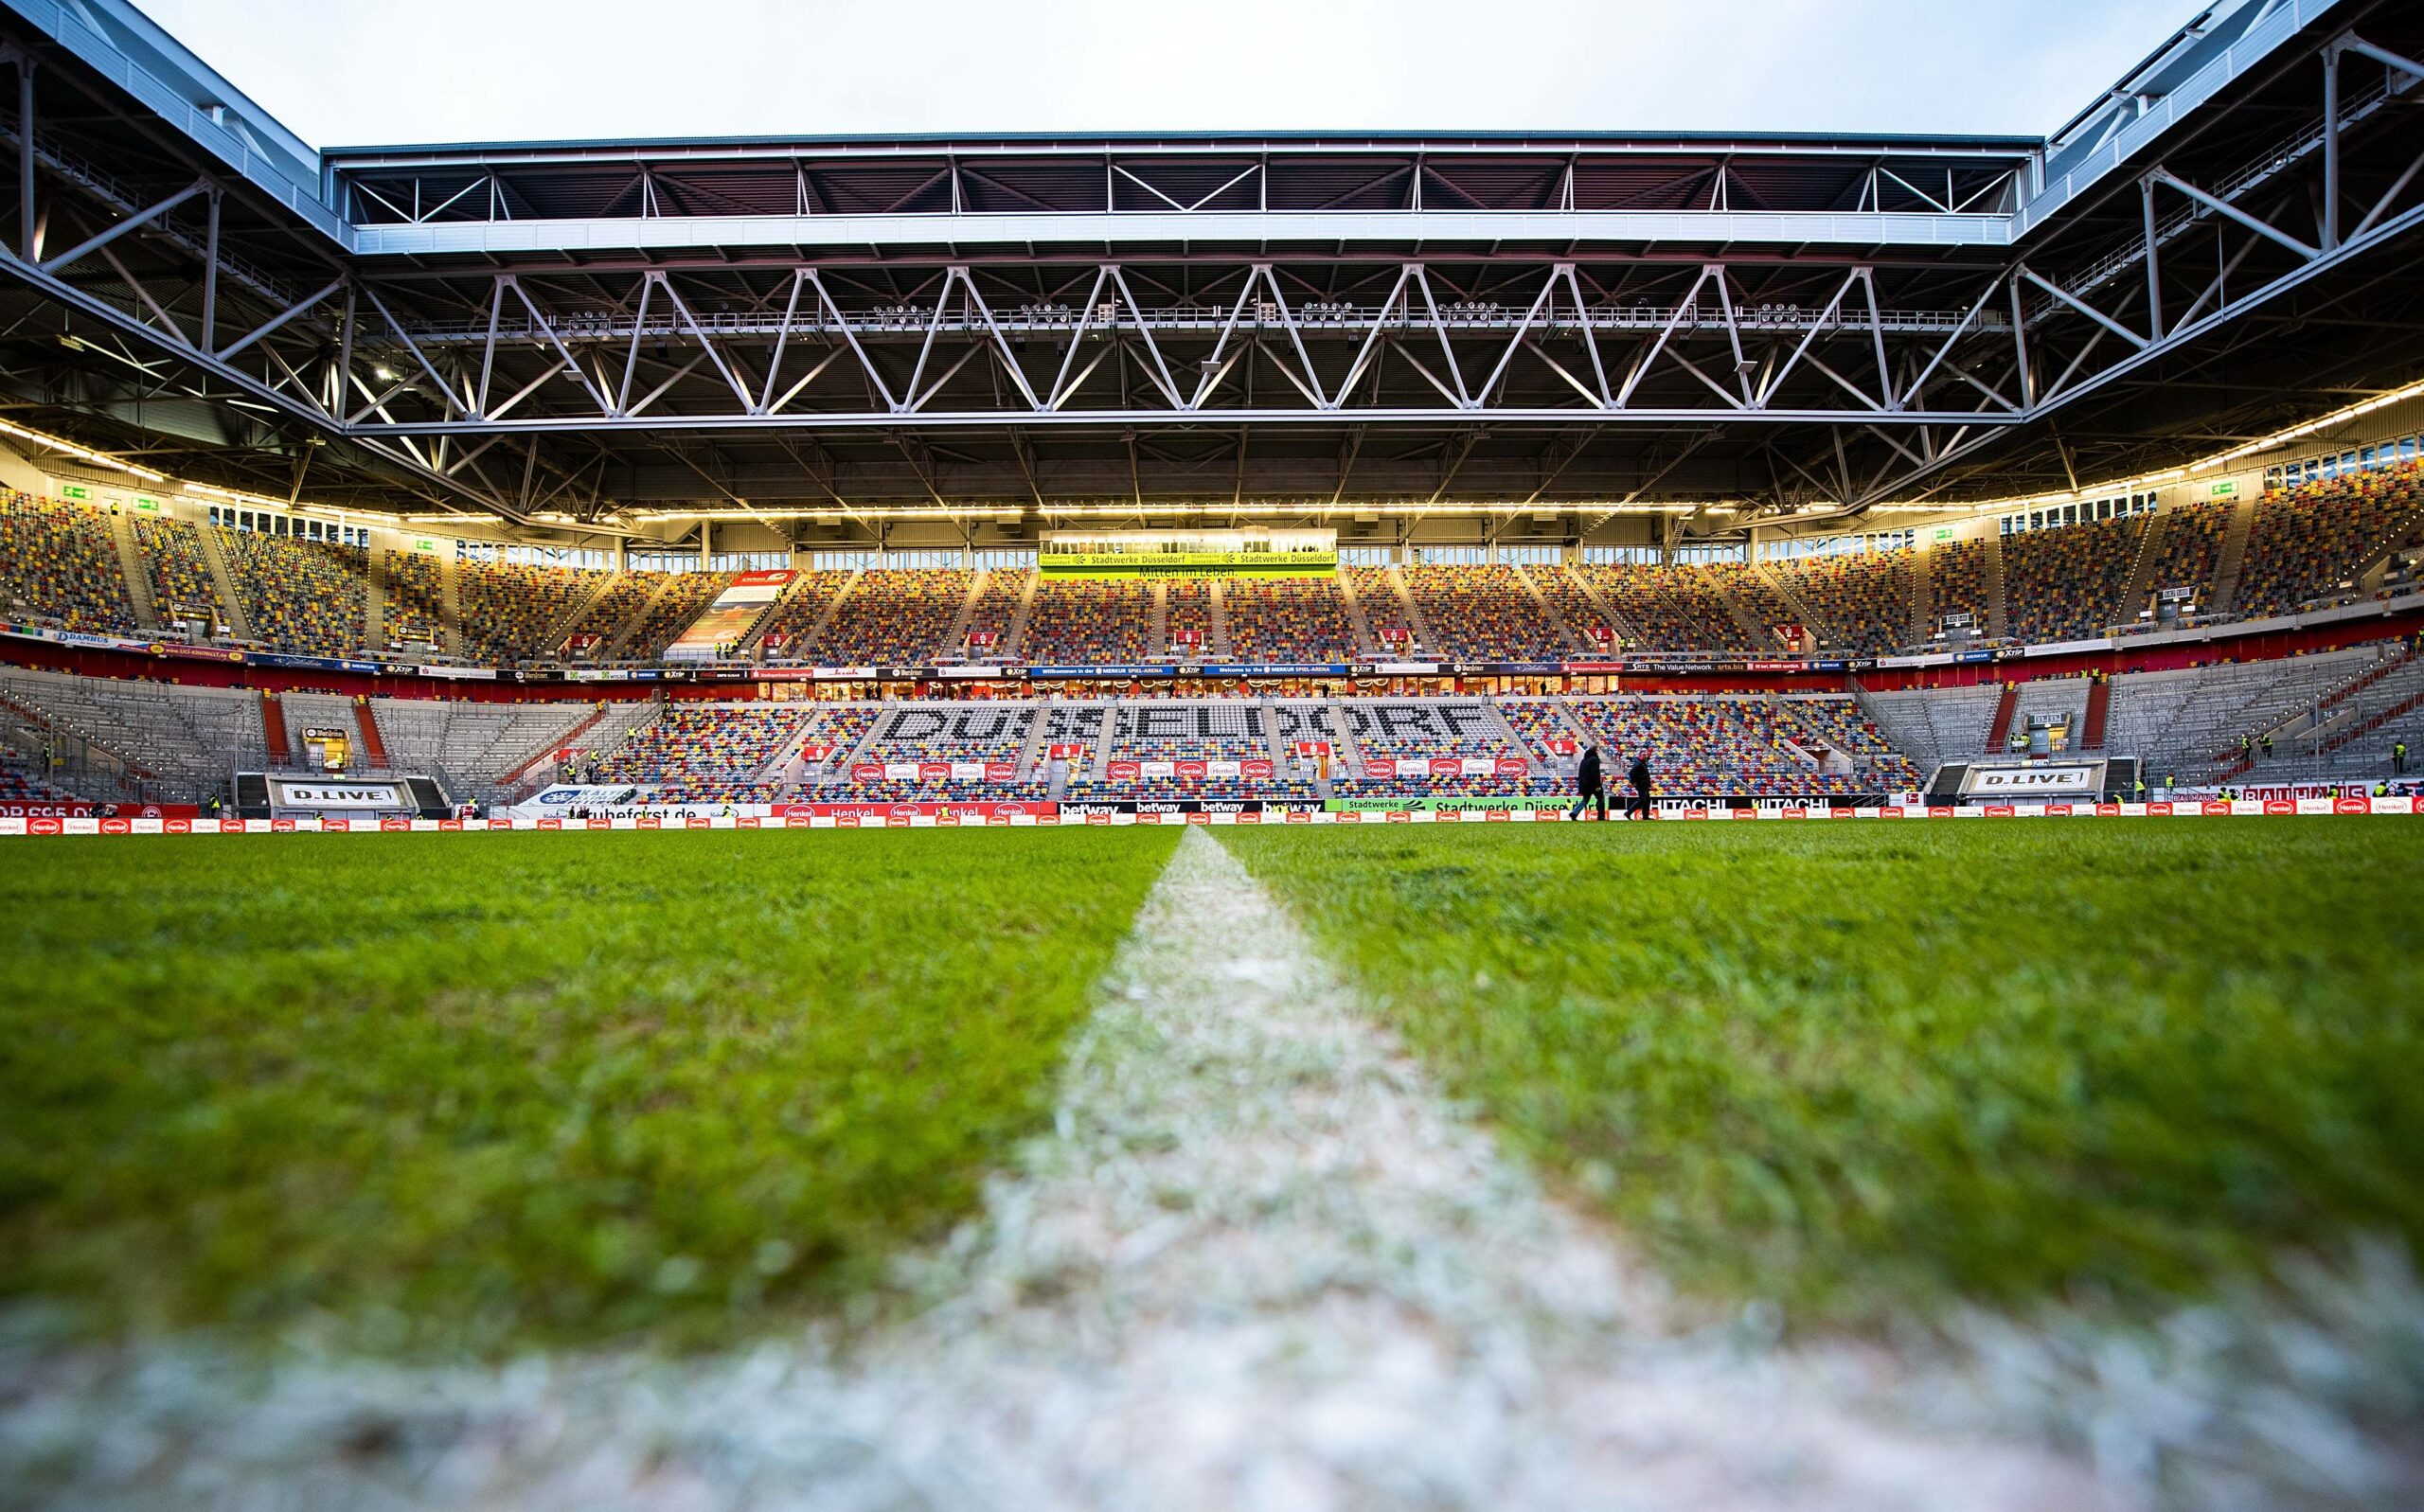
[2397, 740, 2410, 775]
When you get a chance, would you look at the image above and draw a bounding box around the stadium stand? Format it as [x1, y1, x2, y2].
[621, 573, 731, 660]
[1332, 698, 1555, 798]
[369, 698, 604, 794]
[1560, 695, 1898, 798]
[1165, 579, 1213, 658]
[0, 756, 80, 806]
[1575, 564, 1748, 652]
[749, 570, 853, 659]
[857, 703, 1036, 762]
[383, 548, 447, 649]
[1022, 578, 1156, 662]
[2233, 465, 2424, 618]
[1927, 539, 1993, 636]
[131, 515, 224, 632]
[813, 569, 971, 663]
[2003, 516, 2145, 643]
[1396, 566, 1562, 660]
[217, 528, 369, 657]
[555, 573, 651, 657]
[2139, 500, 2232, 610]
[1859, 683, 2005, 772]
[1707, 563, 1798, 649]
[1774, 547, 1913, 654]
[592, 703, 807, 802]
[959, 568, 1029, 657]
[0, 489, 137, 632]
[0, 664, 268, 797]
[459, 559, 591, 662]
[1529, 566, 1621, 649]
[1223, 577, 1359, 661]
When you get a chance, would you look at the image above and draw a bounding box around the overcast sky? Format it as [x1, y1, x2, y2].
[137, 0, 2193, 149]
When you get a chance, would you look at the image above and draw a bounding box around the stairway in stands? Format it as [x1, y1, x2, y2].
[354, 698, 389, 767]
[2118, 511, 2169, 622]
[1982, 532, 2010, 639]
[192, 526, 254, 641]
[107, 510, 160, 630]
[1908, 543, 1934, 644]
[1986, 683, 2020, 752]
[2080, 678, 2111, 750]
[2207, 495, 2259, 615]
[258, 693, 291, 768]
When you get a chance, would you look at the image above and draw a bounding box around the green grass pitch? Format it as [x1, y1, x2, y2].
[1226, 818, 2424, 1321]
[2, 818, 2418, 1357]
[0, 829, 1178, 1353]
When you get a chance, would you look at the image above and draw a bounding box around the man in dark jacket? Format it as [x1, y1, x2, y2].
[1624, 755, 1653, 820]
[1568, 743, 1607, 822]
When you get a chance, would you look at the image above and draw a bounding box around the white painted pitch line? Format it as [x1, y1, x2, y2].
[3, 826, 2115, 1511]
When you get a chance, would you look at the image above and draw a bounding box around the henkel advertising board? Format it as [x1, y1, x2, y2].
[776, 801, 1057, 821]
[1956, 761, 2106, 799]
[664, 570, 794, 663]
[1361, 756, 1527, 779]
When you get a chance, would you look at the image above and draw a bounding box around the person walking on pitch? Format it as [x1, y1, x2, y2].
[1569, 742, 1608, 822]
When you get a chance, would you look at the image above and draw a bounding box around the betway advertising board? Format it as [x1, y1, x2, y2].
[1957, 761, 2108, 800]
[665, 570, 793, 663]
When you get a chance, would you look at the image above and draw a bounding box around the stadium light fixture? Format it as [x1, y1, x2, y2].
[1880, 375, 2424, 520]
[0, 418, 168, 482]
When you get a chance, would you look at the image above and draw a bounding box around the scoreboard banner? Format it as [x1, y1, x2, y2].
[1041, 528, 1335, 578]
[1956, 761, 2107, 799]
[267, 778, 410, 810]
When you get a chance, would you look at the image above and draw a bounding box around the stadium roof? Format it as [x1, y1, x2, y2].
[1, 0, 2420, 539]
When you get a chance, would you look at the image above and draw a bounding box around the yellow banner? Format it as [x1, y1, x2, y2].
[1040, 549, 1336, 578]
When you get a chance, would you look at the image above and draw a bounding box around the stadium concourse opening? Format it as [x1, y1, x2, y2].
[6, 0, 2424, 1504]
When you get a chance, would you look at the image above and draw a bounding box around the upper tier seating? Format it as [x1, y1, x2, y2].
[218, 528, 368, 657]
[815, 569, 971, 663]
[1345, 567, 1413, 642]
[749, 571, 853, 658]
[2140, 501, 2231, 607]
[1397, 565, 1561, 659]
[1165, 579, 1213, 656]
[557, 574, 651, 656]
[1529, 567, 1619, 649]
[622, 573, 732, 660]
[2003, 515, 2145, 643]
[131, 516, 222, 630]
[1775, 547, 1912, 654]
[2234, 465, 2424, 617]
[459, 559, 591, 662]
[1708, 564, 1798, 648]
[383, 549, 446, 648]
[1022, 578, 1156, 662]
[959, 569, 1029, 655]
[1575, 565, 1747, 652]
[0, 489, 135, 632]
[1928, 539, 1993, 634]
